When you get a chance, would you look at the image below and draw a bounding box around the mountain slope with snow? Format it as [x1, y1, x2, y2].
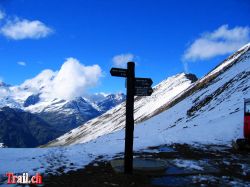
[46, 73, 197, 146]
[131, 43, 250, 146]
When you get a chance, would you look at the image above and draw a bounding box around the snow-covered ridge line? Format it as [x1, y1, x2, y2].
[201, 42, 250, 81]
[151, 43, 250, 118]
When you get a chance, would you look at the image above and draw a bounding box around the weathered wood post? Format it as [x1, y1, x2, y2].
[124, 62, 135, 174]
[110, 62, 153, 174]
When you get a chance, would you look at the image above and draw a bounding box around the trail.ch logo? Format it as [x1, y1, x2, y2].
[5, 172, 42, 185]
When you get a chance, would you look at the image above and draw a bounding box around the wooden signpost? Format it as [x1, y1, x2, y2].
[110, 62, 153, 174]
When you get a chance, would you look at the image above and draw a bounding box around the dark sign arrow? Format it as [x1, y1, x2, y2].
[135, 78, 153, 87]
[135, 87, 153, 96]
[110, 68, 127, 77]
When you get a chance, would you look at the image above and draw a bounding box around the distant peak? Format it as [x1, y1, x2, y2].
[69, 96, 86, 102]
[163, 72, 197, 83]
[0, 81, 10, 87]
[184, 73, 198, 83]
[238, 42, 250, 51]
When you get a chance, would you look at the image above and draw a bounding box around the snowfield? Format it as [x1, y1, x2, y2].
[0, 43, 250, 182]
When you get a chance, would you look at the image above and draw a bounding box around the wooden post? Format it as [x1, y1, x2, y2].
[110, 62, 153, 174]
[124, 62, 135, 174]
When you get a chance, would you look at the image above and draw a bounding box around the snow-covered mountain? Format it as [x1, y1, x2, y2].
[0, 74, 125, 147]
[46, 73, 198, 146]
[25, 94, 124, 132]
[25, 94, 125, 132]
[95, 93, 126, 113]
[47, 43, 250, 147]
[0, 75, 125, 117]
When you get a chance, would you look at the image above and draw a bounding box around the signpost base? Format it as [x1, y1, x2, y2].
[110, 158, 167, 174]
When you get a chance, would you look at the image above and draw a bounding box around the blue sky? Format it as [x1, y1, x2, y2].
[0, 0, 250, 94]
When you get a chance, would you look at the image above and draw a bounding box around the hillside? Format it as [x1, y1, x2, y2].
[0, 107, 58, 147]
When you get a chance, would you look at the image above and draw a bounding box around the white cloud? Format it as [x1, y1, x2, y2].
[112, 53, 134, 68]
[183, 25, 250, 62]
[0, 10, 5, 20]
[22, 58, 102, 100]
[49, 58, 102, 100]
[1, 18, 53, 40]
[17, 61, 26, 66]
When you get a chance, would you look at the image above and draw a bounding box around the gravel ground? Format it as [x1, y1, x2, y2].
[43, 144, 250, 187]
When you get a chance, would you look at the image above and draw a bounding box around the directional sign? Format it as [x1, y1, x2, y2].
[135, 87, 153, 96]
[110, 68, 127, 77]
[135, 78, 153, 87]
[110, 62, 153, 174]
